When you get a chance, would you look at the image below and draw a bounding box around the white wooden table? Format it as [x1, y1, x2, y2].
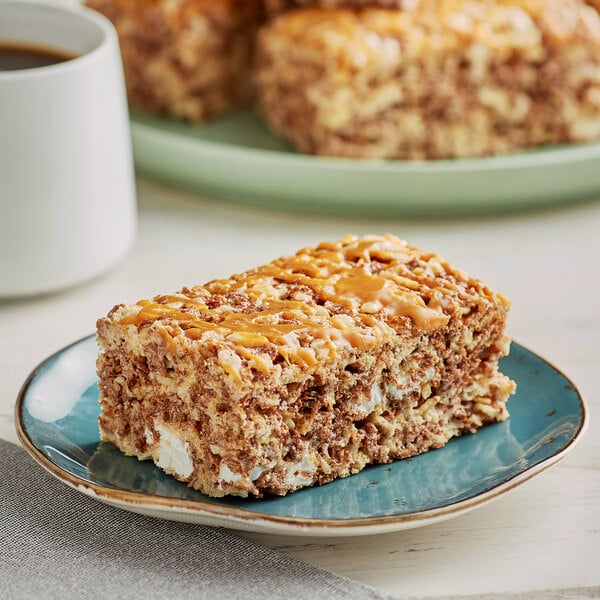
[1, 179, 598, 598]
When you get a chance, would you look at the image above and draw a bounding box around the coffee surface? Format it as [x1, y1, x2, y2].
[0, 42, 76, 70]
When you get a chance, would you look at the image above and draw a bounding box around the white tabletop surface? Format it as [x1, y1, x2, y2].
[1, 179, 599, 599]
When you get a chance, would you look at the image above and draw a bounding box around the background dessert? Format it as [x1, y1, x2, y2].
[254, 0, 600, 159]
[88, 0, 600, 158]
[86, 0, 265, 122]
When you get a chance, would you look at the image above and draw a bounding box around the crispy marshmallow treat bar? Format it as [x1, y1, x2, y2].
[86, 0, 265, 122]
[96, 235, 516, 498]
[254, 0, 600, 159]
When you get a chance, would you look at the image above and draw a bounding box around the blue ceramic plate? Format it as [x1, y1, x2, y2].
[15, 335, 587, 536]
[131, 109, 600, 217]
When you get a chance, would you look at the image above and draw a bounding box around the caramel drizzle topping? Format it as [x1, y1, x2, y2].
[119, 236, 450, 365]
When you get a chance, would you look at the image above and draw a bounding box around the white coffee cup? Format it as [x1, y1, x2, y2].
[0, 0, 137, 298]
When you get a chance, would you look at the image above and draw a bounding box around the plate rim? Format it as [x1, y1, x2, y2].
[130, 112, 600, 216]
[14, 335, 589, 536]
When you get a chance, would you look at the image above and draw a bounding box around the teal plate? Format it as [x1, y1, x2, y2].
[130, 110, 600, 217]
[16, 335, 587, 536]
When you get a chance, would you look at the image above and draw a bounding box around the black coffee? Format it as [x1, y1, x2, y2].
[0, 42, 76, 71]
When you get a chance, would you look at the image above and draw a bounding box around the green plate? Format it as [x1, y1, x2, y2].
[16, 335, 587, 536]
[130, 110, 600, 216]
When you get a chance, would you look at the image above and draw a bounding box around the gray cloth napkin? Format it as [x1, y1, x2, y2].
[0, 439, 397, 600]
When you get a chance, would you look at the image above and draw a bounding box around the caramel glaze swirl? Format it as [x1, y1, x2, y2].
[117, 235, 494, 369]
